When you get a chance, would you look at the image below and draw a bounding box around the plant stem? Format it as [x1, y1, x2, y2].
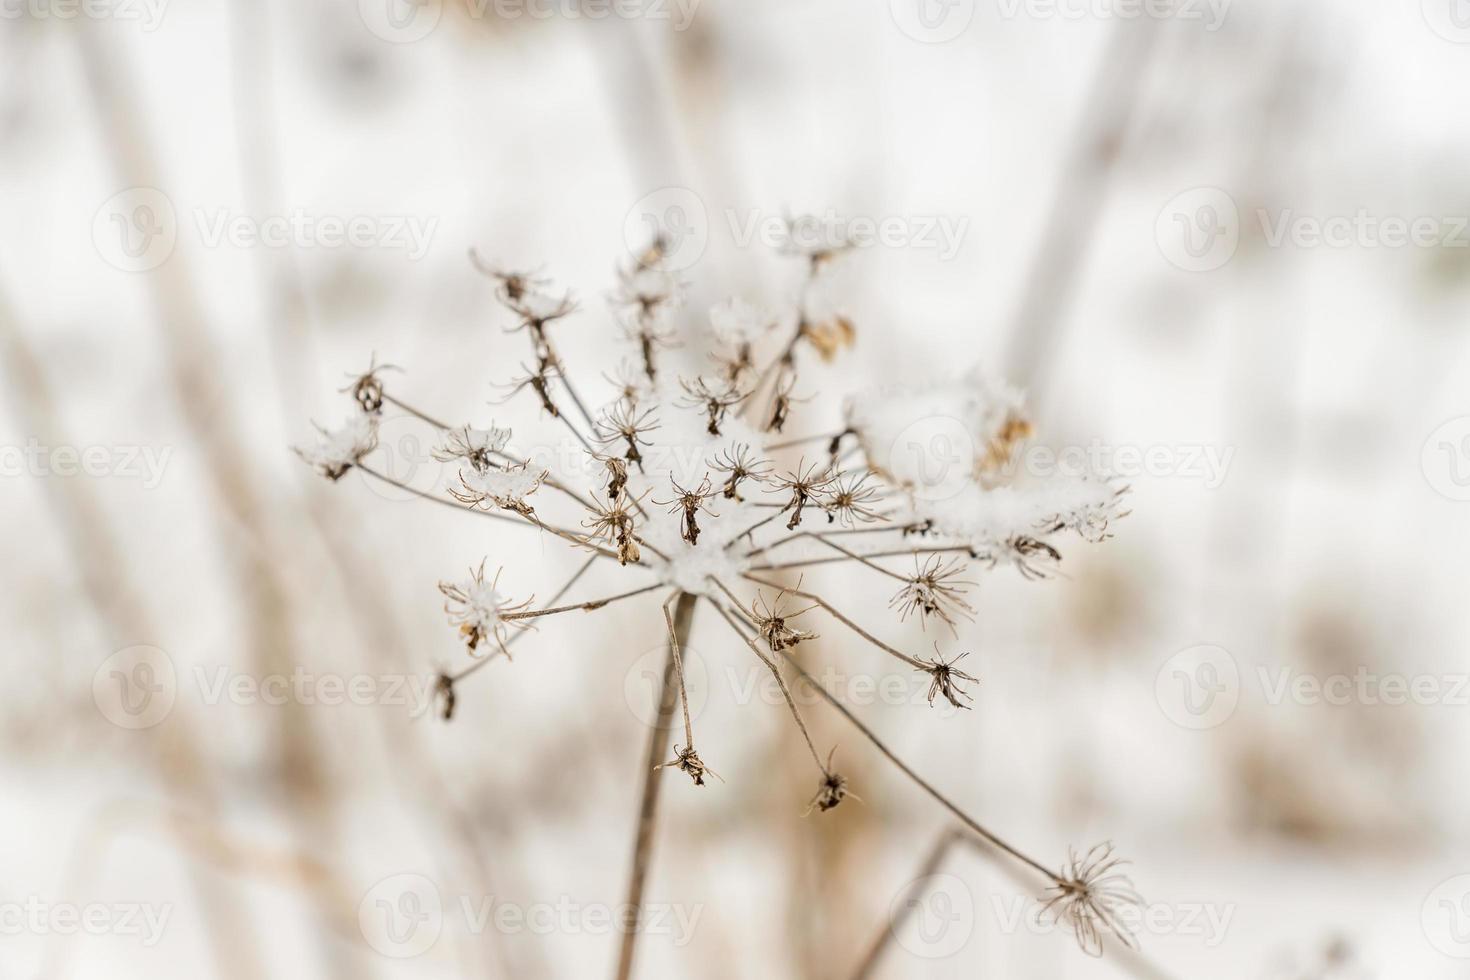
[613, 591, 697, 980]
[772, 645, 1056, 883]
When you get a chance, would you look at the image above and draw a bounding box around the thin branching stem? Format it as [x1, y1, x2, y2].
[662, 592, 697, 751]
[614, 592, 697, 980]
[749, 545, 974, 573]
[706, 595, 829, 776]
[741, 573, 926, 670]
[772, 648, 1057, 883]
[500, 583, 664, 621]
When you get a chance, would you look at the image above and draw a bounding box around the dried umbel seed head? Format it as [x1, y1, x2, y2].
[295, 413, 379, 481]
[889, 555, 976, 635]
[595, 400, 660, 471]
[469, 249, 548, 304]
[604, 359, 653, 408]
[655, 477, 719, 546]
[807, 769, 851, 814]
[771, 459, 836, 530]
[658, 744, 715, 787]
[915, 648, 978, 710]
[710, 443, 772, 501]
[751, 589, 818, 653]
[986, 534, 1062, 580]
[823, 471, 885, 527]
[1040, 842, 1142, 957]
[437, 561, 533, 657]
[766, 370, 811, 433]
[601, 454, 629, 501]
[500, 361, 563, 418]
[341, 356, 398, 414]
[678, 376, 746, 437]
[582, 497, 644, 566]
[616, 264, 682, 318]
[450, 463, 546, 517]
[432, 424, 511, 473]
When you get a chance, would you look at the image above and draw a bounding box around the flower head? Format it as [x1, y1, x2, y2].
[340, 355, 398, 413]
[433, 424, 511, 472]
[658, 744, 716, 786]
[1040, 842, 1142, 957]
[437, 561, 533, 657]
[915, 647, 978, 710]
[751, 588, 818, 653]
[450, 463, 546, 516]
[889, 555, 976, 634]
[295, 413, 379, 481]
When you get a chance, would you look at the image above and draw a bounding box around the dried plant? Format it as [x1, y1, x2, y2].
[297, 219, 1144, 965]
[1040, 842, 1143, 957]
[890, 555, 977, 635]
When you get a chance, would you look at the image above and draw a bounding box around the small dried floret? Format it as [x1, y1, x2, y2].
[595, 401, 660, 471]
[469, 249, 548, 305]
[915, 648, 978, 710]
[710, 443, 773, 501]
[658, 744, 716, 786]
[582, 496, 644, 566]
[678, 376, 746, 437]
[709, 297, 774, 348]
[805, 751, 857, 814]
[822, 472, 885, 527]
[437, 561, 533, 657]
[499, 361, 564, 418]
[295, 413, 379, 481]
[770, 459, 836, 530]
[339, 355, 398, 413]
[655, 477, 719, 546]
[616, 264, 682, 317]
[432, 424, 511, 472]
[985, 535, 1062, 580]
[1037, 483, 1132, 544]
[450, 463, 545, 516]
[751, 588, 818, 653]
[1040, 842, 1142, 957]
[889, 555, 976, 634]
[765, 370, 812, 433]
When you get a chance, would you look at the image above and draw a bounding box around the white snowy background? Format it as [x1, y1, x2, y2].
[2, 0, 1470, 977]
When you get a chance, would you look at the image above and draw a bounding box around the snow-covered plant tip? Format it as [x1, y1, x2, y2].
[297, 222, 1141, 959]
